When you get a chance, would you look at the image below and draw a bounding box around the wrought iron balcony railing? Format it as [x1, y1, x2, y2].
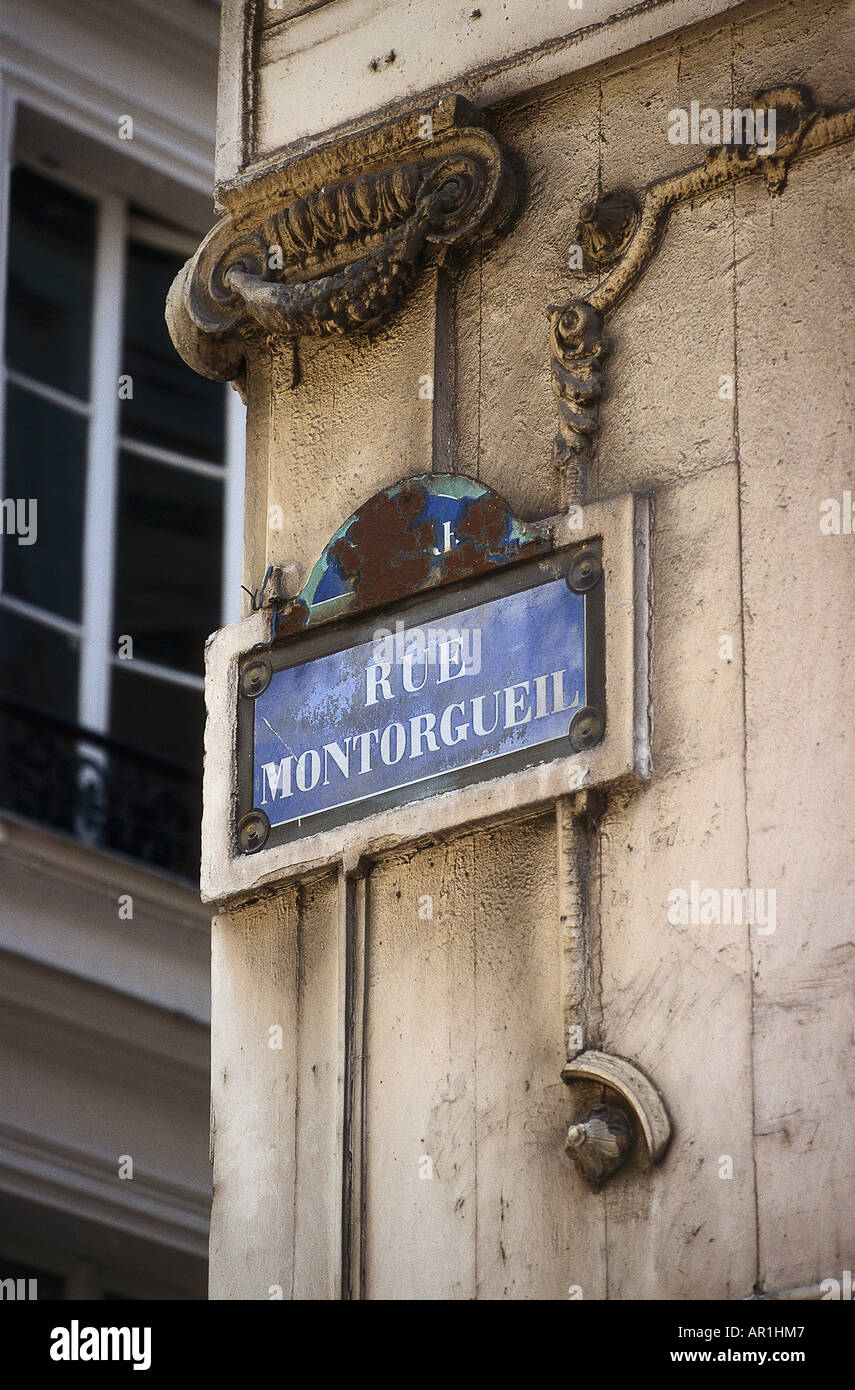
[0, 695, 201, 882]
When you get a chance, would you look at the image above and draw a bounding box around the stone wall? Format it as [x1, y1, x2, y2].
[200, 0, 853, 1299]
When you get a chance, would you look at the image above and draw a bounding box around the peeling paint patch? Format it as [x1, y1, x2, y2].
[273, 473, 551, 640]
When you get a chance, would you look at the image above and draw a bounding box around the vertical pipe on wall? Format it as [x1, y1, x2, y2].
[341, 863, 368, 1299]
[556, 794, 591, 1063]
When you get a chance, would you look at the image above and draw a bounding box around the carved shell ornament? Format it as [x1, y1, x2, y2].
[575, 190, 639, 271]
[166, 123, 513, 388]
[565, 1103, 633, 1186]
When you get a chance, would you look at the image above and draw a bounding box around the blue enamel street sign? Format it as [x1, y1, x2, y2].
[258, 575, 582, 825]
[236, 534, 605, 853]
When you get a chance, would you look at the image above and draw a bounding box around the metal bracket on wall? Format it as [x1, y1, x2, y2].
[561, 1049, 672, 1186]
[550, 85, 855, 509]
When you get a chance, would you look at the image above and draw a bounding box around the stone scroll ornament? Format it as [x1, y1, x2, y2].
[166, 123, 513, 390]
[550, 86, 855, 509]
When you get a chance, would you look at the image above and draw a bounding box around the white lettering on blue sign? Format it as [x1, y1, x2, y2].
[253, 576, 585, 829]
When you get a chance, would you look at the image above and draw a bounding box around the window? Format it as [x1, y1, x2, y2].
[0, 143, 242, 881]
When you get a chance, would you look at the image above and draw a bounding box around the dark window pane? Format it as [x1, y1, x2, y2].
[111, 666, 203, 767]
[0, 610, 81, 837]
[0, 608, 79, 717]
[3, 385, 87, 621]
[113, 451, 222, 673]
[5, 167, 95, 399]
[0, 613, 201, 880]
[122, 239, 225, 461]
[108, 668, 202, 878]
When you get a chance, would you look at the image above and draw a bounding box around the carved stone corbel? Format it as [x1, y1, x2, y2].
[562, 1050, 672, 1186]
[166, 104, 514, 390]
[551, 85, 855, 506]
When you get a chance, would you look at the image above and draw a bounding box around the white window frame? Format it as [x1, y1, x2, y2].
[0, 80, 245, 756]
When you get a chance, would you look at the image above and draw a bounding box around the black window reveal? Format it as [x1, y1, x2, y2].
[0, 166, 227, 881]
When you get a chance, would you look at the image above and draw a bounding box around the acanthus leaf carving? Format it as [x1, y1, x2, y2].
[548, 300, 611, 512]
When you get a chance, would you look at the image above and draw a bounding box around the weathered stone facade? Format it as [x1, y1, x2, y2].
[172, 0, 854, 1300]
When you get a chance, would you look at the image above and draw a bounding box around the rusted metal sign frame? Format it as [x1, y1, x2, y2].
[201, 489, 649, 907]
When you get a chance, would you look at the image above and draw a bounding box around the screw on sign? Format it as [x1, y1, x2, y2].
[569, 705, 605, 752]
[241, 659, 272, 698]
[567, 548, 603, 593]
[237, 810, 270, 854]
